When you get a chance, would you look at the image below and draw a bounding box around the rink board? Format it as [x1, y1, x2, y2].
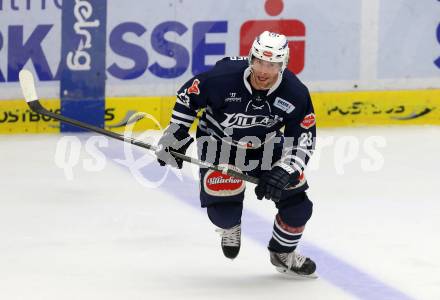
[1, 89, 440, 133]
[0, 99, 60, 133]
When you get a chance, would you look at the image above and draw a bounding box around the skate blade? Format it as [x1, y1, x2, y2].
[276, 267, 319, 279]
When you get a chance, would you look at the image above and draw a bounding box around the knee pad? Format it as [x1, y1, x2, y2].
[277, 192, 313, 227]
[207, 202, 243, 229]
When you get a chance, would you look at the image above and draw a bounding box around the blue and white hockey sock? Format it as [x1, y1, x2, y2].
[268, 214, 304, 253]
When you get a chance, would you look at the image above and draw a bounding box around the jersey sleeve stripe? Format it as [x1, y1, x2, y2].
[170, 118, 192, 128]
[172, 110, 197, 122]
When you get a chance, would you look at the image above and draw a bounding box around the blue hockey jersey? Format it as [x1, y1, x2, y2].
[169, 56, 316, 175]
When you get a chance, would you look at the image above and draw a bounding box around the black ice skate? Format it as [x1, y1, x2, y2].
[216, 224, 241, 259]
[270, 250, 318, 279]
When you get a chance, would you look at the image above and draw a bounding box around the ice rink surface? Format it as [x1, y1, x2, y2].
[1, 127, 439, 300]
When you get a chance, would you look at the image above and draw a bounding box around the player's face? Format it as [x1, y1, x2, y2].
[250, 57, 282, 90]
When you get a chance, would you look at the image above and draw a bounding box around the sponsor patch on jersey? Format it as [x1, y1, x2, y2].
[300, 113, 316, 129]
[274, 97, 295, 113]
[203, 165, 245, 196]
[187, 79, 200, 95]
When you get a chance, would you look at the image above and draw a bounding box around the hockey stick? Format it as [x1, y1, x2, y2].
[18, 69, 259, 184]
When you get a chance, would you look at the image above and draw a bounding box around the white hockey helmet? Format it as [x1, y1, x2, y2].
[249, 31, 290, 72]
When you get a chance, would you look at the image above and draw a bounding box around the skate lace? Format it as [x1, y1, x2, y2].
[215, 224, 241, 247]
[281, 251, 306, 269]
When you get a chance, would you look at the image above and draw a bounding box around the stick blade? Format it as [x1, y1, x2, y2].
[19, 69, 39, 102]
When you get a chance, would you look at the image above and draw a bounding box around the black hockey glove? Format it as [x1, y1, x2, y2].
[255, 166, 300, 202]
[156, 123, 194, 169]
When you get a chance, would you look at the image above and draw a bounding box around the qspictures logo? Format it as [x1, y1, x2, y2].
[53, 112, 388, 187]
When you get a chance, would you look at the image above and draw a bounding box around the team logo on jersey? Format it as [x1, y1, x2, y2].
[187, 79, 200, 95]
[220, 113, 280, 129]
[245, 99, 271, 113]
[274, 97, 295, 113]
[251, 103, 266, 110]
[203, 165, 245, 196]
[300, 113, 316, 129]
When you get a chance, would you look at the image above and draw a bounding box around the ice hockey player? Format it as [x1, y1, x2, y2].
[156, 31, 317, 278]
